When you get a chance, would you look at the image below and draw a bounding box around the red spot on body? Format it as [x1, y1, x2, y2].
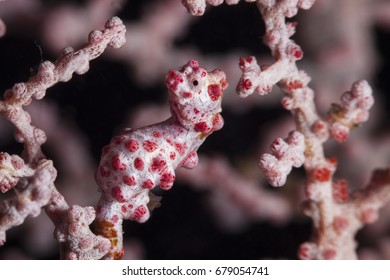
[123, 175, 136, 186]
[143, 179, 154, 189]
[153, 131, 162, 138]
[102, 145, 110, 156]
[242, 79, 252, 90]
[143, 140, 157, 152]
[333, 216, 349, 232]
[111, 186, 126, 202]
[112, 215, 119, 224]
[239, 56, 253, 68]
[134, 157, 144, 171]
[170, 151, 176, 160]
[113, 135, 125, 145]
[328, 157, 338, 165]
[165, 70, 183, 91]
[125, 139, 139, 152]
[361, 208, 378, 223]
[201, 71, 206, 77]
[112, 155, 126, 171]
[182, 92, 192, 98]
[160, 172, 176, 190]
[208, 84, 222, 101]
[298, 243, 315, 260]
[194, 122, 210, 133]
[313, 167, 331, 182]
[189, 60, 199, 69]
[174, 142, 187, 156]
[121, 205, 127, 213]
[166, 139, 174, 146]
[323, 249, 336, 260]
[212, 114, 221, 127]
[99, 166, 111, 177]
[287, 80, 303, 91]
[332, 179, 349, 203]
[132, 205, 147, 222]
[294, 49, 303, 59]
[11, 158, 23, 170]
[193, 108, 200, 114]
[150, 157, 167, 173]
[333, 130, 348, 142]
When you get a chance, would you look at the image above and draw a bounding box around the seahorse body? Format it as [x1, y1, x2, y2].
[95, 60, 228, 259]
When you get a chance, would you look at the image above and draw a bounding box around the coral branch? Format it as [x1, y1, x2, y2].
[233, 0, 378, 259]
[0, 17, 126, 259]
[54, 205, 111, 260]
[259, 131, 305, 187]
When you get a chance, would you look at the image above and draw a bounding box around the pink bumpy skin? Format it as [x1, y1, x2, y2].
[95, 60, 227, 259]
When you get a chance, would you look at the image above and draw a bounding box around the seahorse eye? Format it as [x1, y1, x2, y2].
[192, 80, 199, 86]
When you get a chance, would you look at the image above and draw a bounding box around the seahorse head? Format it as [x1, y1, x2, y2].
[165, 60, 228, 133]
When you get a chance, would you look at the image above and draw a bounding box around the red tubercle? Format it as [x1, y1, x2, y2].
[323, 249, 336, 260]
[327, 157, 338, 166]
[208, 84, 222, 101]
[102, 145, 110, 156]
[166, 138, 173, 146]
[142, 179, 154, 189]
[122, 175, 136, 186]
[293, 49, 303, 60]
[112, 215, 119, 224]
[153, 131, 162, 138]
[313, 167, 331, 182]
[170, 151, 176, 160]
[242, 79, 252, 91]
[182, 92, 192, 98]
[174, 142, 187, 156]
[111, 186, 126, 203]
[193, 108, 200, 114]
[99, 166, 111, 177]
[194, 122, 210, 133]
[143, 140, 158, 152]
[333, 216, 349, 232]
[212, 114, 222, 127]
[112, 155, 126, 171]
[11, 158, 23, 170]
[165, 70, 183, 91]
[298, 243, 316, 260]
[360, 208, 378, 224]
[150, 157, 167, 173]
[113, 135, 125, 145]
[132, 205, 147, 222]
[330, 124, 349, 143]
[189, 60, 199, 69]
[125, 139, 139, 152]
[0, 182, 13, 193]
[239, 56, 253, 68]
[134, 157, 145, 171]
[160, 172, 175, 190]
[287, 80, 303, 91]
[121, 205, 127, 213]
[332, 179, 349, 203]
